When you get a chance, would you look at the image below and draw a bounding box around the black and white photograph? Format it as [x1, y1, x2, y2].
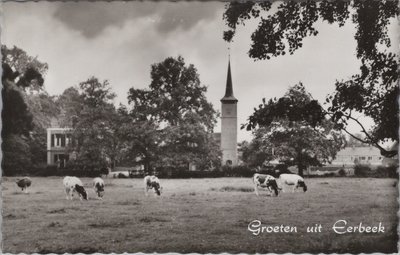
[1, 0, 399, 253]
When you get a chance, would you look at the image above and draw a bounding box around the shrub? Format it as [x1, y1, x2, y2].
[2, 135, 32, 176]
[221, 165, 254, 177]
[29, 165, 58, 176]
[354, 164, 371, 177]
[154, 166, 225, 178]
[323, 172, 336, 177]
[338, 168, 346, 177]
[374, 165, 398, 178]
[117, 173, 129, 178]
[353, 165, 398, 178]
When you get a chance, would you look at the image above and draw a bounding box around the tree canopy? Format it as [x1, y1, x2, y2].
[1, 45, 49, 175]
[127, 56, 220, 172]
[128, 56, 217, 131]
[2, 45, 48, 91]
[223, 0, 399, 157]
[243, 83, 345, 176]
[67, 77, 118, 170]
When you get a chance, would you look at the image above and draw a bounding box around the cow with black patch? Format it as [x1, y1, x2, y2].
[63, 176, 88, 200]
[93, 177, 105, 199]
[144, 175, 162, 196]
[279, 173, 307, 193]
[16, 177, 32, 193]
[253, 173, 280, 196]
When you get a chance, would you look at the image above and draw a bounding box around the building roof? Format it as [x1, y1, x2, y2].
[220, 60, 238, 103]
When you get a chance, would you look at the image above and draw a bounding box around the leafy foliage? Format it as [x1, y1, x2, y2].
[56, 87, 84, 127]
[243, 84, 345, 176]
[245, 83, 325, 130]
[2, 45, 48, 90]
[326, 52, 398, 156]
[1, 135, 32, 176]
[1, 80, 34, 137]
[67, 77, 118, 170]
[1, 45, 50, 175]
[128, 56, 217, 131]
[223, 0, 399, 157]
[127, 56, 220, 171]
[158, 113, 221, 170]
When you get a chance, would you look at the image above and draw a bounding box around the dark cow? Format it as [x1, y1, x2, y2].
[16, 177, 32, 193]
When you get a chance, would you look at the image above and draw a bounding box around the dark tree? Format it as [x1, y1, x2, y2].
[56, 87, 84, 127]
[69, 77, 118, 170]
[223, 0, 399, 157]
[128, 56, 218, 131]
[127, 56, 220, 171]
[1, 45, 48, 175]
[2, 45, 48, 90]
[245, 83, 345, 176]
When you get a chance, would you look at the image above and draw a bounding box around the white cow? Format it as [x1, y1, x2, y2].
[144, 175, 162, 196]
[279, 174, 307, 193]
[93, 177, 105, 199]
[253, 173, 280, 196]
[63, 176, 88, 200]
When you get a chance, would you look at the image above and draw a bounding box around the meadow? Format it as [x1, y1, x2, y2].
[2, 176, 398, 253]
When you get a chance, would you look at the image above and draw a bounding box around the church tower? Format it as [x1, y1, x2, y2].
[220, 60, 238, 166]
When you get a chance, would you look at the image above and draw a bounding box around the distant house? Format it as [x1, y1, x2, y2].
[47, 127, 73, 168]
[330, 146, 384, 167]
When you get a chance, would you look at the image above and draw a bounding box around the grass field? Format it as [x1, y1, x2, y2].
[2, 176, 398, 253]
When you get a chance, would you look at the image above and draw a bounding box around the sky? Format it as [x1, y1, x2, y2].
[2, 1, 398, 142]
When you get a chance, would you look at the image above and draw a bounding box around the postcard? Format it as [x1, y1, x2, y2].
[2, 0, 398, 254]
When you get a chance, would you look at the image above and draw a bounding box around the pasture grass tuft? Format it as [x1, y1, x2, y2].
[48, 221, 63, 228]
[116, 200, 140, 205]
[4, 214, 17, 219]
[47, 208, 67, 214]
[218, 186, 254, 192]
[138, 216, 170, 223]
[369, 202, 382, 209]
[11, 191, 26, 195]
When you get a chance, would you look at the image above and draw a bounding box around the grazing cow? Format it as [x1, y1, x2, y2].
[253, 173, 280, 196]
[279, 173, 307, 192]
[63, 176, 88, 200]
[144, 175, 162, 196]
[93, 177, 105, 199]
[16, 177, 32, 193]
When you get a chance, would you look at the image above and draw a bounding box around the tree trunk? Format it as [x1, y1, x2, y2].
[297, 165, 304, 177]
[296, 152, 304, 177]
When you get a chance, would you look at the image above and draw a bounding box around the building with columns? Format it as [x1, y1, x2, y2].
[47, 127, 73, 168]
[220, 60, 238, 166]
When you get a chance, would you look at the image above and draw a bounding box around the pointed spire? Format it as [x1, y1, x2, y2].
[221, 59, 238, 103]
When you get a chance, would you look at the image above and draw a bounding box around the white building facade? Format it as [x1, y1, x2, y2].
[330, 146, 384, 167]
[47, 127, 73, 167]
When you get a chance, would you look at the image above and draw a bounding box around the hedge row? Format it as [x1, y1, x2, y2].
[354, 165, 398, 178]
[5, 164, 398, 179]
[152, 165, 289, 179]
[11, 165, 106, 177]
